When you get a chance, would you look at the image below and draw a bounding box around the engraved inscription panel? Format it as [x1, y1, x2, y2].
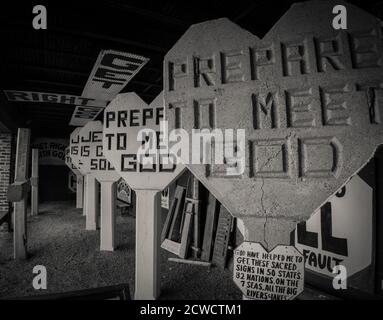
[78, 121, 120, 182]
[164, 0, 383, 225]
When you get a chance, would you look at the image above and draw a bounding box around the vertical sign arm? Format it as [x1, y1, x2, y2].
[12, 128, 31, 260]
[76, 175, 84, 209]
[100, 181, 117, 251]
[85, 175, 99, 230]
[134, 189, 161, 300]
[31, 148, 39, 216]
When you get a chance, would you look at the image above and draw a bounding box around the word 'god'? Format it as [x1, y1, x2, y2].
[104, 107, 176, 173]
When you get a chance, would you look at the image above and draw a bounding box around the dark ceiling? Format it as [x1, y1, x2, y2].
[0, 0, 382, 138]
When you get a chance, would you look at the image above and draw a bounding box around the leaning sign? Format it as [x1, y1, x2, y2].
[70, 49, 149, 126]
[233, 242, 304, 300]
[4, 90, 108, 108]
[78, 121, 120, 250]
[164, 0, 383, 247]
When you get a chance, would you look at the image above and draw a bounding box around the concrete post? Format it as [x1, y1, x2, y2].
[85, 175, 99, 230]
[134, 189, 161, 300]
[76, 175, 84, 209]
[31, 148, 39, 216]
[13, 128, 30, 259]
[100, 181, 116, 251]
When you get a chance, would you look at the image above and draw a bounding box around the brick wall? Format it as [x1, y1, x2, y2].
[0, 133, 12, 213]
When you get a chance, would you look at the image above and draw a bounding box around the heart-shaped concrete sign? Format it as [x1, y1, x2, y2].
[69, 127, 86, 176]
[233, 242, 304, 300]
[65, 146, 81, 176]
[102, 91, 185, 191]
[164, 0, 383, 247]
[78, 121, 120, 182]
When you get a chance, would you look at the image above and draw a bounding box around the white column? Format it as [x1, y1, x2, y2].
[13, 128, 30, 260]
[85, 175, 99, 230]
[13, 199, 27, 259]
[76, 175, 84, 209]
[31, 148, 39, 216]
[134, 189, 161, 300]
[100, 181, 116, 251]
[82, 175, 87, 216]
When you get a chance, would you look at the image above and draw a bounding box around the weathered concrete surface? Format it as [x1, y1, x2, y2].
[233, 242, 304, 300]
[0, 201, 240, 300]
[78, 121, 120, 182]
[102, 92, 185, 190]
[103, 92, 185, 299]
[164, 0, 383, 248]
[78, 121, 120, 249]
[65, 146, 81, 176]
[69, 127, 86, 176]
[65, 147, 84, 209]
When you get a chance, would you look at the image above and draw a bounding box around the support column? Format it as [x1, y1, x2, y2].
[85, 175, 99, 230]
[76, 175, 84, 209]
[13, 128, 30, 260]
[100, 181, 116, 251]
[134, 189, 161, 300]
[31, 148, 39, 216]
[82, 175, 87, 216]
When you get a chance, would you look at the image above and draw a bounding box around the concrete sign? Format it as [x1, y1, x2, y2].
[68, 171, 77, 193]
[233, 242, 304, 300]
[65, 147, 83, 208]
[4, 90, 108, 108]
[292, 172, 373, 278]
[78, 121, 120, 250]
[78, 121, 120, 182]
[32, 138, 67, 166]
[70, 49, 149, 126]
[103, 92, 184, 190]
[69, 127, 98, 224]
[65, 146, 81, 176]
[103, 92, 185, 300]
[164, 0, 383, 248]
[117, 178, 131, 204]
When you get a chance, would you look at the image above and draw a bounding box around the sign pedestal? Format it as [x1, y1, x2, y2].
[12, 128, 31, 260]
[13, 199, 28, 259]
[31, 148, 39, 216]
[83, 177, 87, 216]
[100, 181, 117, 251]
[85, 175, 99, 230]
[134, 189, 161, 300]
[241, 217, 296, 250]
[76, 175, 84, 209]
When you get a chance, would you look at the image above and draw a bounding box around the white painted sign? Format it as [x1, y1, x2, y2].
[69, 127, 86, 175]
[69, 128, 90, 213]
[4, 90, 108, 107]
[65, 146, 81, 176]
[31, 138, 67, 166]
[77, 121, 120, 182]
[233, 242, 304, 300]
[102, 92, 184, 190]
[69, 106, 105, 127]
[161, 187, 170, 209]
[293, 174, 373, 278]
[82, 50, 149, 101]
[70, 49, 149, 126]
[65, 146, 84, 208]
[78, 121, 120, 250]
[102, 91, 185, 299]
[68, 171, 76, 193]
[117, 179, 131, 204]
